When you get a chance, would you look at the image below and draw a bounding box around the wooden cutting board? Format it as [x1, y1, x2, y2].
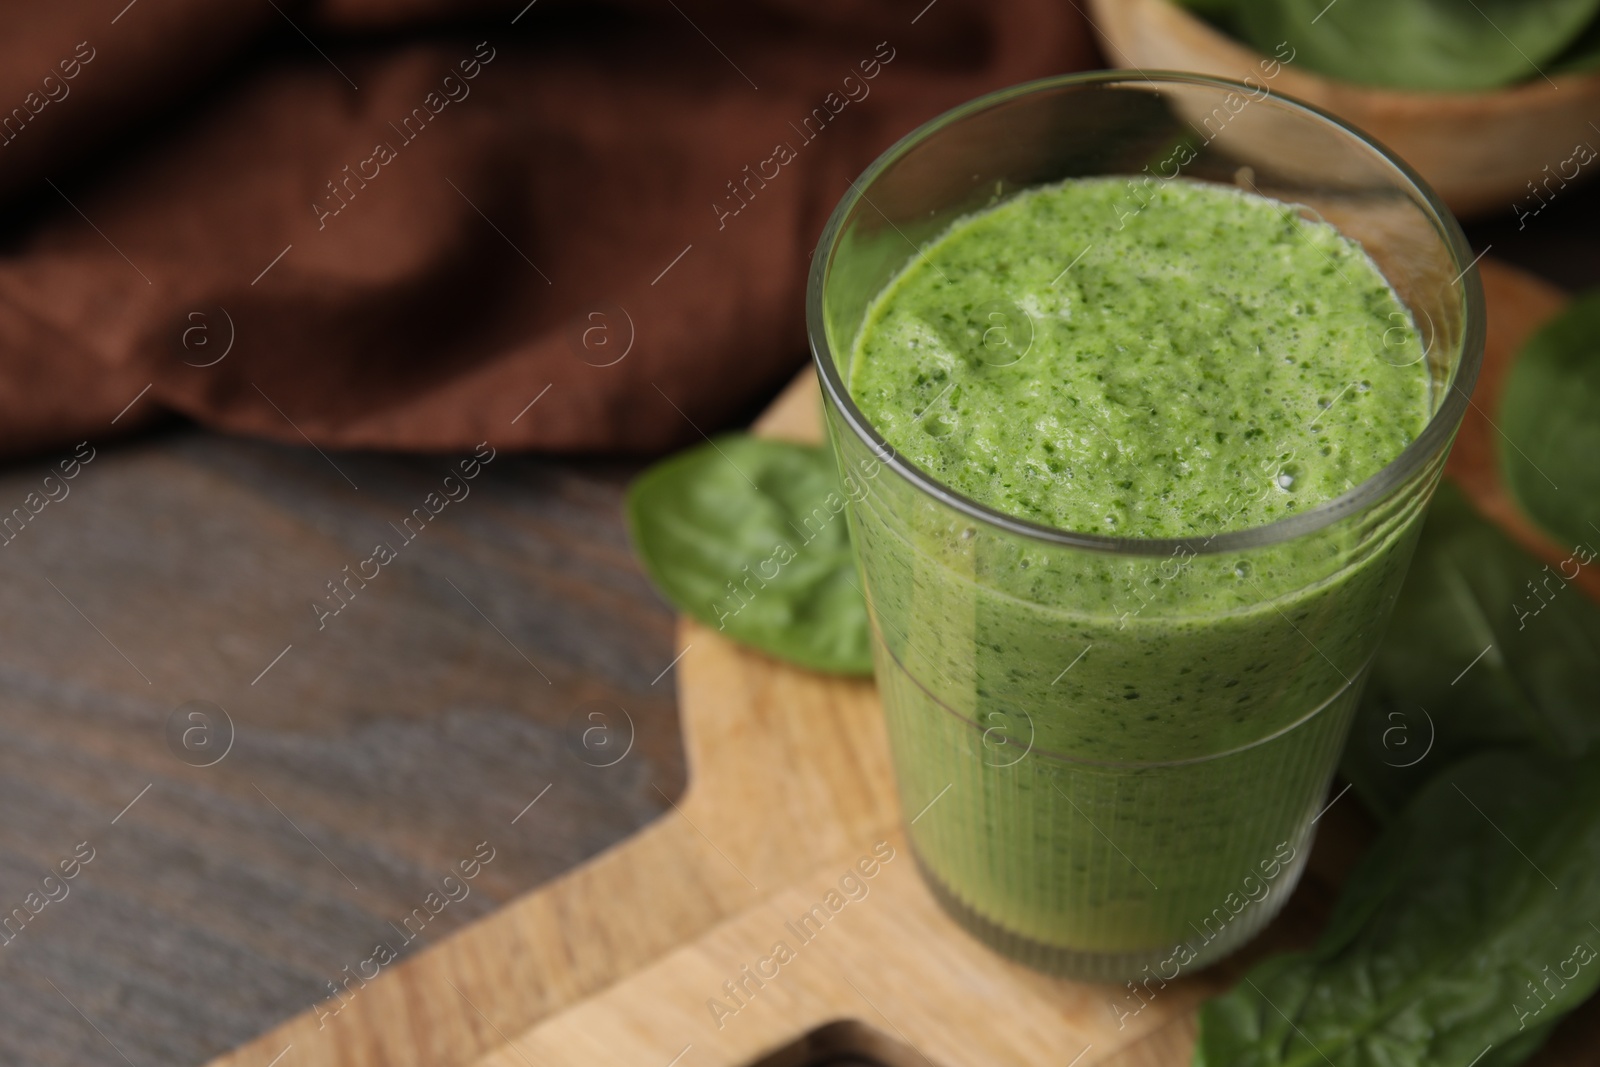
[207, 259, 1597, 1067]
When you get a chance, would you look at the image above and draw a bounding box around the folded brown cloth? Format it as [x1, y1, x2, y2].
[0, 0, 1095, 457]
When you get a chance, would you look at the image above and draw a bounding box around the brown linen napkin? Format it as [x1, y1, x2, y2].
[0, 0, 1096, 457]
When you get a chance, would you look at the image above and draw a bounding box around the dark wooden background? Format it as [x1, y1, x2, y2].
[0, 434, 687, 1066]
[0, 182, 1593, 1067]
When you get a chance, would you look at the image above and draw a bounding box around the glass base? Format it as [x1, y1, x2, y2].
[913, 844, 1307, 983]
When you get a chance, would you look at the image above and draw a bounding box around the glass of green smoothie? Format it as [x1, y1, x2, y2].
[806, 73, 1483, 981]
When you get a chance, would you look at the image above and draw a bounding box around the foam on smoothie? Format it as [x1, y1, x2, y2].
[849, 177, 1430, 537]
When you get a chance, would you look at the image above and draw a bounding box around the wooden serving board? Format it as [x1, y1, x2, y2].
[207, 259, 1598, 1067]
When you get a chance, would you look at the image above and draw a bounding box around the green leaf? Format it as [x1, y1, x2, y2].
[626, 434, 872, 675]
[1342, 482, 1600, 819]
[1195, 748, 1600, 1067]
[1168, 0, 1243, 17]
[1499, 289, 1600, 550]
[1233, 0, 1600, 92]
[1550, 17, 1600, 72]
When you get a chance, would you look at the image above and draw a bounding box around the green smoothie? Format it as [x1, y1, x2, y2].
[839, 177, 1432, 975]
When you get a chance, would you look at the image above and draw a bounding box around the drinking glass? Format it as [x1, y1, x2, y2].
[806, 72, 1484, 980]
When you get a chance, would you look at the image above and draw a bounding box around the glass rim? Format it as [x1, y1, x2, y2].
[805, 70, 1487, 558]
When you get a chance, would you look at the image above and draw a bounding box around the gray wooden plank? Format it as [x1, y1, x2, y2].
[0, 432, 684, 1066]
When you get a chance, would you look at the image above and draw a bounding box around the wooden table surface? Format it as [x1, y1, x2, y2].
[0, 188, 1593, 1066]
[0, 434, 687, 1066]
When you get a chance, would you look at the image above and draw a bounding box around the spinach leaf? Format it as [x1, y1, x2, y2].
[1551, 17, 1600, 72]
[1195, 748, 1600, 1067]
[626, 434, 871, 675]
[1234, 0, 1600, 92]
[1342, 482, 1600, 820]
[1499, 289, 1600, 550]
[1168, 0, 1243, 18]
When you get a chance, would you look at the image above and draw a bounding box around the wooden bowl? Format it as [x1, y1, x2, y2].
[1084, 0, 1600, 218]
